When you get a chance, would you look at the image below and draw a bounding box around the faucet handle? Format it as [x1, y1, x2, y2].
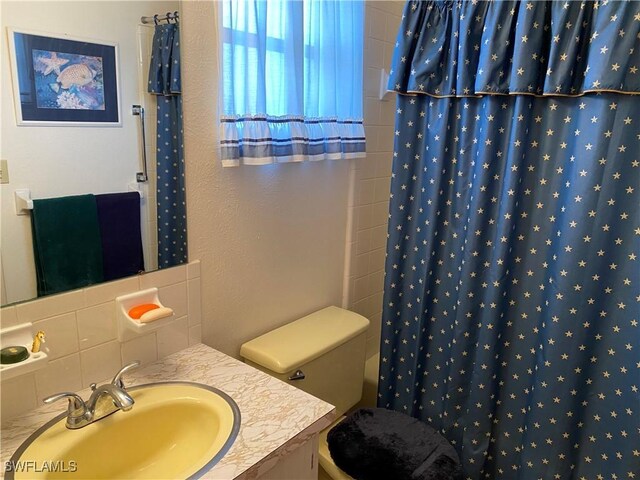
[111, 360, 140, 388]
[43, 392, 87, 418]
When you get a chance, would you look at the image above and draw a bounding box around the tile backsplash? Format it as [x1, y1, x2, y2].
[0, 261, 202, 422]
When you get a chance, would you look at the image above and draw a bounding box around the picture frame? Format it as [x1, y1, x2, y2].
[7, 28, 121, 126]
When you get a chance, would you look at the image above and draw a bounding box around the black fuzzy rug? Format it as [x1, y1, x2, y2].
[327, 408, 463, 480]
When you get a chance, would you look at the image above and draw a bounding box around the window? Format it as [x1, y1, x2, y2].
[220, 0, 365, 166]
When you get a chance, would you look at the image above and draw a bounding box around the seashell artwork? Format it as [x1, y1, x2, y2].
[9, 30, 119, 124]
[32, 49, 105, 110]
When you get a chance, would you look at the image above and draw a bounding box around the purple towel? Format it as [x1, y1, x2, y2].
[95, 192, 144, 281]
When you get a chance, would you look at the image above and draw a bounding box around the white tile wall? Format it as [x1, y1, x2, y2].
[159, 282, 188, 318]
[0, 260, 201, 422]
[188, 324, 202, 346]
[156, 316, 189, 359]
[76, 302, 117, 349]
[34, 353, 82, 399]
[80, 341, 123, 388]
[346, 1, 403, 359]
[187, 278, 202, 326]
[0, 375, 38, 421]
[33, 313, 79, 360]
[121, 334, 157, 368]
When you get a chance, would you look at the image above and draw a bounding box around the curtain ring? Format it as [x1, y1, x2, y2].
[174, 11, 179, 23]
[166, 12, 173, 23]
[153, 14, 159, 25]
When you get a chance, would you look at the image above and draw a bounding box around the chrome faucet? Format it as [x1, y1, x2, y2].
[43, 361, 140, 429]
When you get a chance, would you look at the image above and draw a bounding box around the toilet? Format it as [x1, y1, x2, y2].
[358, 352, 380, 409]
[240, 306, 370, 480]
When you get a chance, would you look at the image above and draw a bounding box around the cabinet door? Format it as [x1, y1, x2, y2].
[259, 435, 318, 480]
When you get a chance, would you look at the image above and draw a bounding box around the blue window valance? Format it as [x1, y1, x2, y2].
[220, 0, 366, 167]
[389, 0, 640, 97]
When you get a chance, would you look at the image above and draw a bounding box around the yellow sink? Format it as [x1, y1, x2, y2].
[8, 382, 240, 479]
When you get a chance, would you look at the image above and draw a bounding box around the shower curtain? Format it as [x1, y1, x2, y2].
[379, 2, 639, 479]
[148, 22, 187, 268]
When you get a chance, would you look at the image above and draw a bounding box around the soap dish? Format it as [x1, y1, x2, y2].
[116, 288, 175, 341]
[0, 323, 49, 381]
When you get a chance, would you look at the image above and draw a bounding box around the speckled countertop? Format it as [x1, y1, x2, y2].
[1, 344, 336, 479]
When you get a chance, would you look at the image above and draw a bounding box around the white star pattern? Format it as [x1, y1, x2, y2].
[149, 25, 187, 267]
[381, 2, 640, 479]
[391, 1, 640, 98]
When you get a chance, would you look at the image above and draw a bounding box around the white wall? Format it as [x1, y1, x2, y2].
[0, 1, 177, 304]
[345, 1, 403, 358]
[0, 0, 402, 423]
[181, 2, 351, 357]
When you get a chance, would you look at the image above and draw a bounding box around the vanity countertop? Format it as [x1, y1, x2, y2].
[1, 343, 336, 479]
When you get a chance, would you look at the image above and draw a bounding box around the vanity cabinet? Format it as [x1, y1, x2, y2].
[258, 436, 318, 480]
[0, 345, 334, 480]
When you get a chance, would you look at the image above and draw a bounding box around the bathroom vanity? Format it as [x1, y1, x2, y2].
[0, 344, 336, 479]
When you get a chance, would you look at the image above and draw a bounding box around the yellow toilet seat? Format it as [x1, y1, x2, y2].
[318, 416, 354, 480]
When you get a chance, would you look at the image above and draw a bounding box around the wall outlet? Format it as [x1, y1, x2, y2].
[0, 159, 9, 184]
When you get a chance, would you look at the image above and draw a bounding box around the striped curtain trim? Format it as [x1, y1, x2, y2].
[220, 115, 366, 167]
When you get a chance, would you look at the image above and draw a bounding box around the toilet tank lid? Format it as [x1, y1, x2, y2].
[240, 306, 370, 374]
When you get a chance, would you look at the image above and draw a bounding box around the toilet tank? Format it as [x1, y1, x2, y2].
[240, 306, 369, 417]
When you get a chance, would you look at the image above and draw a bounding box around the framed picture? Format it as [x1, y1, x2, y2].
[7, 28, 120, 126]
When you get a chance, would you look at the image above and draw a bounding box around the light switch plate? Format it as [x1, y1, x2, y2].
[0, 159, 9, 184]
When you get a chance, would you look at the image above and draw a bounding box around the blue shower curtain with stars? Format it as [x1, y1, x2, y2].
[149, 23, 187, 268]
[379, 2, 639, 479]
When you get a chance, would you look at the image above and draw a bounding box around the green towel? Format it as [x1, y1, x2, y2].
[31, 194, 104, 297]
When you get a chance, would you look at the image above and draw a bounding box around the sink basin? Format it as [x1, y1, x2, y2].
[8, 382, 241, 479]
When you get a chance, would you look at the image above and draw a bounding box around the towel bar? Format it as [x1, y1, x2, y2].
[14, 189, 143, 216]
[14, 189, 33, 215]
[132, 104, 148, 183]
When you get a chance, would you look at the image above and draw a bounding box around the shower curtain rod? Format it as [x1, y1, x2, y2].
[140, 11, 179, 25]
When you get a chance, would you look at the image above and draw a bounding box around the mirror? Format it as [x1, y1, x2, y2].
[1, 0, 184, 306]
